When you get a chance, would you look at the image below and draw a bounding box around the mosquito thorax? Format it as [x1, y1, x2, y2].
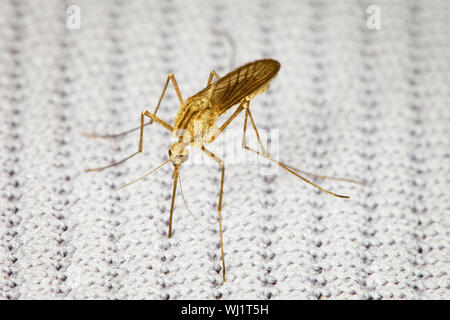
[169, 142, 189, 167]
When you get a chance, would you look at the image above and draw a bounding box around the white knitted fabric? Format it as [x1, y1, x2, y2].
[1, 0, 449, 300]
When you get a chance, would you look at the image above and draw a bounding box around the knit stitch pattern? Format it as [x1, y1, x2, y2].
[0, 0, 449, 299]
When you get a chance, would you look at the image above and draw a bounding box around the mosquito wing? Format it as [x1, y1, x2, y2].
[197, 59, 280, 113]
[174, 59, 280, 135]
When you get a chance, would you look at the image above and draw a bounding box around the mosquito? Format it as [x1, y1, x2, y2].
[84, 59, 362, 282]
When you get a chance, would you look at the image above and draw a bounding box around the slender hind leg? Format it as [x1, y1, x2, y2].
[242, 108, 352, 198]
[282, 163, 365, 185]
[201, 145, 227, 282]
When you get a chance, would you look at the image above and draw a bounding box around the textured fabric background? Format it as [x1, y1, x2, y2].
[1, 0, 449, 300]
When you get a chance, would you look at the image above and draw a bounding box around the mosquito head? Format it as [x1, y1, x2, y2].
[169, 142, 189, 168]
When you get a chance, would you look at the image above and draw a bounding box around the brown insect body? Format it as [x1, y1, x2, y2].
[84, 58, 359, 282]
[174, 59, 280, 143]
[173, 96, 214, 143]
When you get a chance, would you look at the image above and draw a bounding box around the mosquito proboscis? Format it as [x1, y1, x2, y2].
[84, 59, 363, 282]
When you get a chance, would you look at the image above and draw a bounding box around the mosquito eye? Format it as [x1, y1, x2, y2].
[168, 149, 172, 157]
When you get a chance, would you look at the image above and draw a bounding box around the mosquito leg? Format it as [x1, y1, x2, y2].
[84, 111, 173, 172]
[242, 108, 350, 198]
[81, 123, 152, 140]
[143, 111, 174, 132]
[152, 73, 184, 120]
[246, 108, 363, 185]
[168, 167, 179, 238]
[242, 105, 249, 148]
[84, 73, 179, 172]
[206, 70, 221, 87]
[84, 112, 147, 172]
[81, 119, 152, 154]
[200, 145, 227, 282]
[204, 99, 247, 144]
[244, 106, 268, 156]
[216, 102, 245, 134]
[83, 74, 181, 140]
[282, 163, 365, 185]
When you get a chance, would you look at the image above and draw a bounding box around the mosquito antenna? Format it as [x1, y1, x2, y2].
[119, 159, 170, 190]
